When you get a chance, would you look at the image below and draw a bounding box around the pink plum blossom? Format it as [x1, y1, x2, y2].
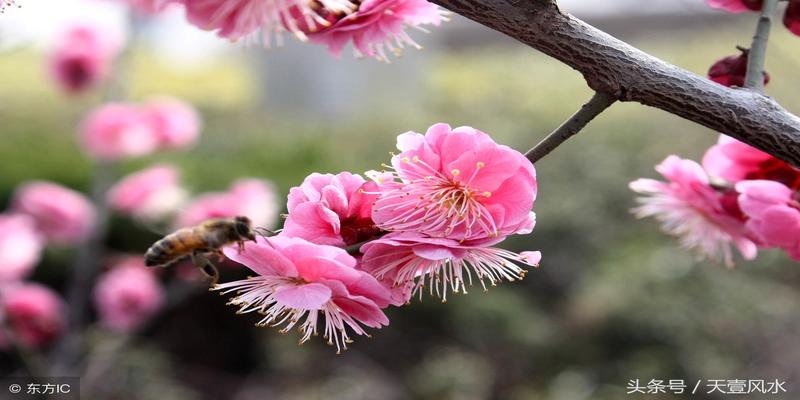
[93, 257, 165, 332]
[360, 232, 540, 302]
[630, 155, 757, 267]
[216, 235, 392, 352]
[175, 179, 278, 229]
[0, 214, 43, 283]
[47, 25, 121, 95]
[121, 0, 175, 14]
[12, 181, 96, 245]
[143, 97, 201, 150]
[1, 283, 65, 348]
[181, 0, 356, 41]
[108, 165, 187, 221]
[372, 123, 537, 242]
[283, 172, 381, 247]
[304, 0, 447, 61]
[736, 180, 800, 260]
[702, 135, 800, 189]
[80, 103, 161, 161]
[705, 0, 762, 12]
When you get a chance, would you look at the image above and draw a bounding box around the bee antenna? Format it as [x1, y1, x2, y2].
[254, 227, 279, 239]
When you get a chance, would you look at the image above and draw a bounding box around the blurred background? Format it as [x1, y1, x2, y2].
[1, 0, 800, 399]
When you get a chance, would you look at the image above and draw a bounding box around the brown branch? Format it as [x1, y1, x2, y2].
[525, 92, 616, 163]
[429, 0, 800, 167]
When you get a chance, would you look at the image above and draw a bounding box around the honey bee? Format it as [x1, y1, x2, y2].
[144, 216, 258, 284]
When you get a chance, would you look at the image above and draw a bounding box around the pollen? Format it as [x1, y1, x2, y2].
[412, 155, 420, 162]
[451, 169, 460, 176]
[402, 156, 411, 163]
[476, 161, 485, 169]
[483, 191, 492, 198]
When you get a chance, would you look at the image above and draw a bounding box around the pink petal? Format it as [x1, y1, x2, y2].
[274, 283, 332, 310]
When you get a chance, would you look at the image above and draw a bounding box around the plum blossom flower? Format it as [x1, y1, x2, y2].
[372, 123, 537, 242]
[0, 214, 43, 284]
[108, 165, 188, 221]
[360, 232, 540, 302]
[12, 181, 96, 245]
[736, 180, 800, 259]
[181, 0, 356, 42]
[121, 0, 175, 14]
[630, 156, 757, 266]
[175, 179, 278, 229]
[708, 49, 769, 88]
[785, 0, 800, 36]
[216, 235, 392, 352]
[0, 283, 65, 348]
[705, 0, 762, 13]
[283, 172, 381, 247]
[702, 135, 800, 190]
[80, 103, 161, 161]
[143, 97, 202, 151]
[304, 0, 448, 61]
[93, 257, 165, 332]
[47, 24, 121, 95]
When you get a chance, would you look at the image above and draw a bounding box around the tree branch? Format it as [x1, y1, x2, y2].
[525, 92, 616, 163]
[745, 0, 778, 91]
[429, 0, 800, 167]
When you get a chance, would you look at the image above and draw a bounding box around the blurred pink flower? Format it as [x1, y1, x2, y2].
[93, 257, 165, 332]
[283, 172, 380, 247]
[0, 214, 43, 283]
[705, 0, 762, 12]
[0, 283, 65, 348]
[372, 123, 537, 241]
[306, 0, 447, 61]
[121, 0, 175, 13]
[175, 179, 278, 229]
[47, 25, 121, 94]
[181, 0, 356, 41]
[786, 0, 800, 36]
[143, 97, 201, 150]
[80, 103, 161, 161]
[630, 156, 757, 267]
[737, 180, 800, 260]
[108, 165, 187, 221]
[217, 235, 392, 352]
[361, 232, 540, 302]
[702, 135, 800, 190]
[12, 181, 96, 245]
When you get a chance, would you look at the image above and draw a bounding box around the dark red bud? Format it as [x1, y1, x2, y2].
[784, 0, 800, 36]
[707, 49, 769, 88]
[742, 0, 764, 11]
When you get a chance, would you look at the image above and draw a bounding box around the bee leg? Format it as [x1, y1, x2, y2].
[191, 250, 219, 286]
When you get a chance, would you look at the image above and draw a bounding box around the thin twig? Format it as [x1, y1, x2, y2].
[525, 92, 616, 163]
[745, 0, 779, 92]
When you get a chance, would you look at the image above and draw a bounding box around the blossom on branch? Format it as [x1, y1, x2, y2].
[702, 135, 800, 189]
[93, 257, 165, 332]
[11, 181, 96, 245]
[0, 284, 65, 348]
[283, 172, 380, 247]
[108, 165, 188, 222]
[629, 156, 757, 267]
[0, 214, 43, 284]
[216, 235, 392, 352]
[736, 180, 800, 260]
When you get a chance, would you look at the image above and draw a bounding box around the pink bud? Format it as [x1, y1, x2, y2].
[784, 0, 800, 36]
[0, 214, 43, 283]
[47, 25, 120, 95]
[708, 50, 769, 88]
[1, 283, 65, 348]
[108, 165, 187, 221]
[93, 257, 165, 332]
[11, 181, 96, 245]
[705, 0, 763, 13]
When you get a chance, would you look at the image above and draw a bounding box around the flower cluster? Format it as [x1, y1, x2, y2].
[215, 124, 540, 351]
[80, 97, 200, 161]
[706, 0, 800, 36]
[630, 135, 800, 266]
[118, 0, 447, 61]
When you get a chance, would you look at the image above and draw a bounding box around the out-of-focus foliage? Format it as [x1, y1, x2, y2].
[1, 18, 799, 400]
